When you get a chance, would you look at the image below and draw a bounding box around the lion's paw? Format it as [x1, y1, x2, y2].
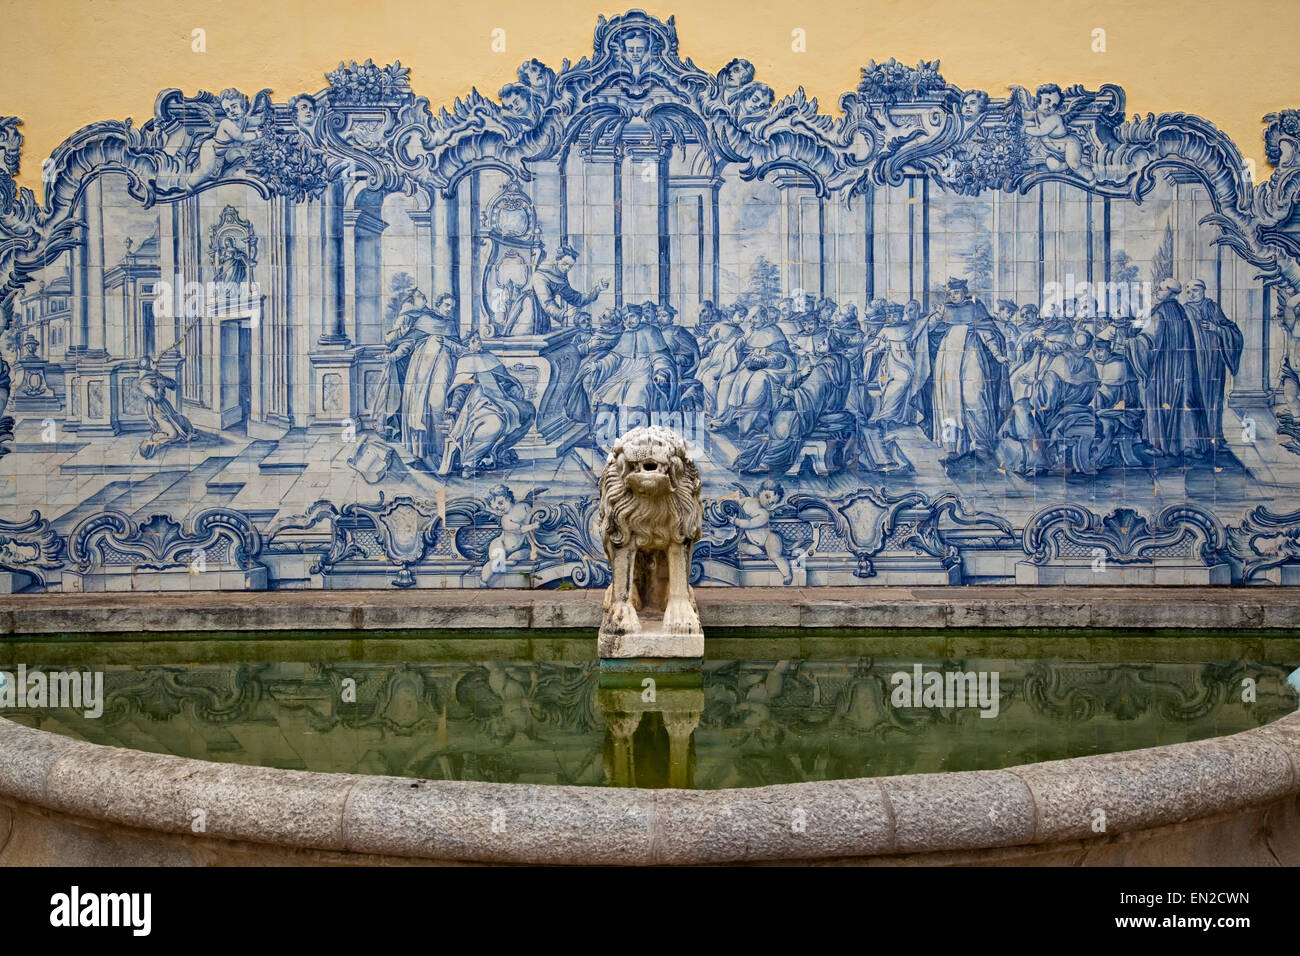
[662, 600, 702, 636]
[604, 601, 642, 635]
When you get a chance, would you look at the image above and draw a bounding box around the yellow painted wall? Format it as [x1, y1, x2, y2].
[1, 0, 1295, 197]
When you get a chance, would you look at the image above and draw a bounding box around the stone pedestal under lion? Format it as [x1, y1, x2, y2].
[596, 425, 704, 658]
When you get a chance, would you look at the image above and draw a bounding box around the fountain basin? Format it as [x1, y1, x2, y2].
[4, 588, 1300, 865]
[3, 689, 1299, 865]
[2, 658, 1300, 868]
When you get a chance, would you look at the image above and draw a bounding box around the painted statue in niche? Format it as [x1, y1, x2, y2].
[6, 9, 1300, 592]
[208, 205, 257, 288]
[215, 237, 250, 285]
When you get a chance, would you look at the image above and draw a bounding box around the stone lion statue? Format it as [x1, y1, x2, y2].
[597, 425, 703, 656]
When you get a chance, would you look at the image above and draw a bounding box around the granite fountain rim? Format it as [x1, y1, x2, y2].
[2, 710, 1297, 864]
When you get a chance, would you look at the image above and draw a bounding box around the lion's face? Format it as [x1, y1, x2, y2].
[607, 425, 688, 501]
[620, 440, 675, 499]
[598, 425, 702, 549]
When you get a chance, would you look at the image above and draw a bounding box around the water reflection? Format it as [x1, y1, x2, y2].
[598, 668, 703, 788]
[5, 656, 1296, 789]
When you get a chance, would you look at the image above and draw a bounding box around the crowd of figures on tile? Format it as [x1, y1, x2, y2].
[3, 9, 1300, 591]
[370, 263, 1249, 482]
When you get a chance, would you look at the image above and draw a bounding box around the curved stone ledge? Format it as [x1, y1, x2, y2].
[6, 586, 1300, 636]
[4, 712, 1300, 865]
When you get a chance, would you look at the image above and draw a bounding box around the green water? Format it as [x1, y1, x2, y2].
[2, 634, 1297, 789]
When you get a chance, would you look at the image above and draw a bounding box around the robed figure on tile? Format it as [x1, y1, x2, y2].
[1118, 279, 1209, 461]
[915, 277, 1010, 466]
[573, 308, 678, 428]
[512, 245, 608, 336]
[1182, 279, 1243, 448]
[438, 332, 536, 479]
[382, 290, 463, 468]
[137, 356, 198, 459]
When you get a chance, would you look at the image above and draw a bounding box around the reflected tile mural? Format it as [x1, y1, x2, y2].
[7, 657, 1297, 786]
[2, 10, 1300, 592]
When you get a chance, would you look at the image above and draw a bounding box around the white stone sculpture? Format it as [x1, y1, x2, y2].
[597, 425, 704, 658]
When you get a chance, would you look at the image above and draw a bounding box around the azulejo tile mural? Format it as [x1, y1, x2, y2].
[2, 9, 1300, 592]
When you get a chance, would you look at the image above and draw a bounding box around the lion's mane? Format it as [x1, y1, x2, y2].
[598, 426, 703, 557]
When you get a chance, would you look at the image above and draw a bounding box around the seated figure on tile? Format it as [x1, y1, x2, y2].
[1008, 303, 1074, 404]
[1089, 323, 1150, 468]
[998, 329, 1100, 476]
[787, 302, 830, 374]
[733, 331, 853, 474]
[577, 306, 677, 445]
[698, 305, 746, 416]
[710, 305, 797, 434]
[1005, 303, 1044, 370]
[653, 302, 703, 411]
[438, 332, 536, 479]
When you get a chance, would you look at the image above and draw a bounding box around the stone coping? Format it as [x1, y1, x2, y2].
[4, 586, 1300, 635]
[2, 712, 1297, 864]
